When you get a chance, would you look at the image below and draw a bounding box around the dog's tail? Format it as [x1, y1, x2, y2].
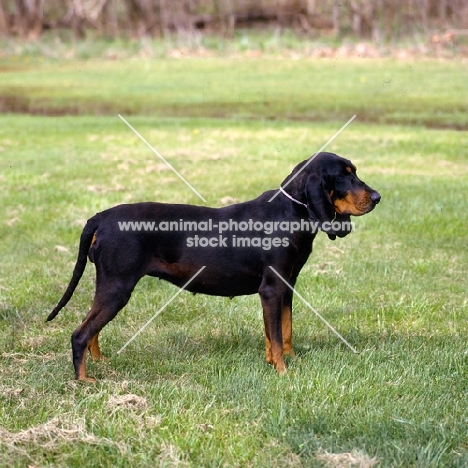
[46, 216, 100, 322]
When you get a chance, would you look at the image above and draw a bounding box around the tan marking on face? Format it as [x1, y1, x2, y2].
[346, 166, 352, 173]
[334, 190, 373, 215]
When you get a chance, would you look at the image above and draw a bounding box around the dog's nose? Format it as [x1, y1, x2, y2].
[371, 191, 381, 204]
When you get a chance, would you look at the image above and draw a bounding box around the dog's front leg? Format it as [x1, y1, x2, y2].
[259, 277, 287, 374]
[281, 288, 295, 358]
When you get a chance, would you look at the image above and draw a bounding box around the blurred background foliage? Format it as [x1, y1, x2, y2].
[1, 0, 467, 43]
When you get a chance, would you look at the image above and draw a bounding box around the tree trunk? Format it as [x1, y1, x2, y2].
[307, 0, 316, 16]
[216, 0, 235, 36]
[332, 0, 341, 38]
[103, 0, 119, 38]
[419, 0, 429, 32]
[0, 2, 8, 37]
[159, 0, 170, 38]
[438, 0, 447, 26]
[349, 0, 362, 37]
[14, 0, 27, 37]
[372, 0, 383, 43]
[14, 0, 44, 39]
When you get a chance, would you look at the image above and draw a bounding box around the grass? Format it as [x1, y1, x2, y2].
[1, 53, 468, 467]
[1, 55, 468, 129]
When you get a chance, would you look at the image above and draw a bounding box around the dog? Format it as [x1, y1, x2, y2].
[48, 152, 380, 381]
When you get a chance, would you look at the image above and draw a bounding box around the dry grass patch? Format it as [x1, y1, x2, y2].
[155, 441, 190, 468]
[317, 450, 379, 468]
[0, 416, 110, 449]
[108, 393, 148, 411]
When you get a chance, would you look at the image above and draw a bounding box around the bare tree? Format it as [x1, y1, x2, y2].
[0, 2, 9, 36]
[102, 0, 119, 37]
[332, 0, 341, 37]
[1, 0, 467, 42]
[124, 0, 158, 37]
[14, 0, 44, 39]
[216, 0, 236, 36]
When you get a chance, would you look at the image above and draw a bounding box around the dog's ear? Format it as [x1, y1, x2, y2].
[305, 174, 338, 240]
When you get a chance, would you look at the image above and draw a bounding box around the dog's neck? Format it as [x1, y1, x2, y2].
[279, 186, 308, 208]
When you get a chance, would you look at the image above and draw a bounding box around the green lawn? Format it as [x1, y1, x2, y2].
[1, 55, 467, 128]
[1, 54, 467, 467]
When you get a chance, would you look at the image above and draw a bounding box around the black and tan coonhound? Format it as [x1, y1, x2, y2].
[48, 152, 380, 381]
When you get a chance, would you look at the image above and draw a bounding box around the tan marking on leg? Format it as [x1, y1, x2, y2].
[73, 305, 102, 382]
[88, 333, 108, 361]
[260, 292, 288, 374]
[281, 304, 295, 357]
[270, 335, 286, 373]
[76, 351, 95, 383]
[265, 336, 273, 364]
[274, 354, 287, 374]
[263, 318, 286, 372]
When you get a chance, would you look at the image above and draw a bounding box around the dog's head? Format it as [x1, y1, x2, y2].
[281, 152, 381, 240]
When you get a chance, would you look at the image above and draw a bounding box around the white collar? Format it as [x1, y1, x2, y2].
[279, 186, 308, 208]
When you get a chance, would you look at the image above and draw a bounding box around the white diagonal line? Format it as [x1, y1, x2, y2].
[117, 266, 206, 354]
[118, 114, 207, 202]
[268, 115, 356, 203]
[269, 266, 359, 354]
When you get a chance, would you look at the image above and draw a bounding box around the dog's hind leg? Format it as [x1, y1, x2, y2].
[87, 332, 105, 361]
[72, 277, 138, 382]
